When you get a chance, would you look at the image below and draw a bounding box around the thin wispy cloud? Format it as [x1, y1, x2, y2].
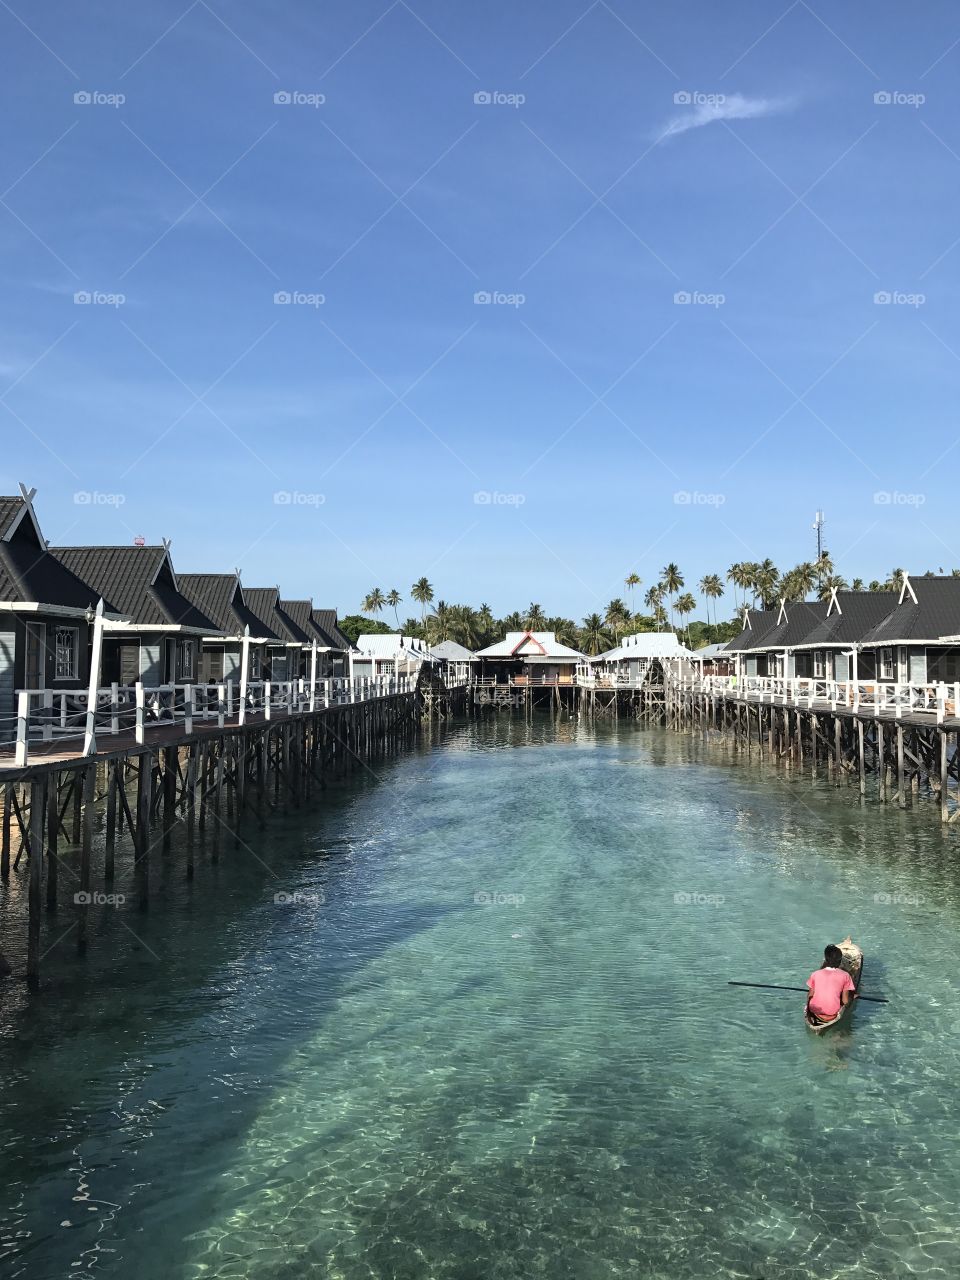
[659, 93, 790, 141]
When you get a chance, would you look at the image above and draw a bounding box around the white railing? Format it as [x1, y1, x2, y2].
[7, 675, 417, 767]
[673, 673, 960, 722]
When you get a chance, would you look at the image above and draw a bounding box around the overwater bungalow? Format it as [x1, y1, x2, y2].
[589, 631, 696, 687]
[310, 609, 352, 678]
[242, 587, 308, 682]
[474, 631, 586, 685]
[52, 540, 220, 687]
[857, 575, 960, 685]
[351, 634, 435, 681]
[429, 639, 477, 686]
[721, 577, 960, 691]
[178, 572, 277, 685]
[0, 486, 125, 729]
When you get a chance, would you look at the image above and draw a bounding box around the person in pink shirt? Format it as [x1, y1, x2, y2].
[806, 944, 858, 1022]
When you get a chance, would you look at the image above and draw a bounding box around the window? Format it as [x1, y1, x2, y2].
[813, 651, 825, 678]
[880, 647, 895, 680]
[54, 626, 79, 680]
[250, 649, 262, 679]
[929, 648, 960, 683]
[176, 639, 195, 681]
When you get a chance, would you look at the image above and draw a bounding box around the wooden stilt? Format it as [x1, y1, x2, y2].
[27, 776, 46, 986]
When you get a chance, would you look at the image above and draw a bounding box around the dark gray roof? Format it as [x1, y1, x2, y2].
[737, 600, 830, 653]
[244, 587, 305, 644]
[861, 577, 960, 645]
[795, 591, 900, 648]
[52, 546, 217, 631]
[178, 573, 278, 640]
[0, 496, 106, 610]
[311, 608, 351, 651]
[0, 497, 24, 539]
[723, 608, 786, 653]
[278, 599, 316, 645]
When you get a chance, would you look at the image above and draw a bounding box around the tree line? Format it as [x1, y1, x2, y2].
[343, 560, 960, 656]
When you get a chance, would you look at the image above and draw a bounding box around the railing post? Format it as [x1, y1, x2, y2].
[325, 679, 331, 709]
[937, 683, 945, 725]
[42, 688, 53, 741]
[110, 682, 119, 735]
[226, 679, 234, 718]
[265, 680, 272, 720]
[15, 691, 29, 766]
[135, 682, 145, 745]
[184, 684, 194, 735]
[217, 683, 225, 729]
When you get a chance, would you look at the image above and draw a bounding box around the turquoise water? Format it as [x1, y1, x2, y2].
[3, 716, 960, 1278]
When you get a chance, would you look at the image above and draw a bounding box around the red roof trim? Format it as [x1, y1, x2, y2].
[510, 630, 548, 656]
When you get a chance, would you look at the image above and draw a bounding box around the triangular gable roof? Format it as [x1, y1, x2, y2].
[278, 599, 318, 645]
[861, 576, 960, 645]
[311, 608, 352, 651]
[52, 544, 217, 630]
[475, 631, 587, 660]
[511, 630, 547, 656]
[0, 491, 112, 611]
[178, 572, 278, 640]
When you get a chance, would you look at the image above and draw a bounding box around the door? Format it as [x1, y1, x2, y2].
[24, 622, 45, 689]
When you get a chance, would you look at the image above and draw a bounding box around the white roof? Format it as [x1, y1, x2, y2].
[475, 630, 586, 660]
[596, 631, 696, 662]
[355, 633, 435, 661]
[430, 640, 477, 661]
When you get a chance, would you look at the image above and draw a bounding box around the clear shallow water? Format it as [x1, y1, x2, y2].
[2, 717, 960, 1279]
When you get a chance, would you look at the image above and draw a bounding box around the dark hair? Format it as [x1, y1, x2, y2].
[823, 944, 843, 968]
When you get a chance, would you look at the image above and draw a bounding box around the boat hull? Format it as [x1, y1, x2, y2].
[804, 937, 863, 1034]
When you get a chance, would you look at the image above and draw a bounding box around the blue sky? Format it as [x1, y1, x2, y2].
[3, 1, 960, 622]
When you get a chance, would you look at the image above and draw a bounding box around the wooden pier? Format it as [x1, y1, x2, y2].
[0, 674, 466, 986]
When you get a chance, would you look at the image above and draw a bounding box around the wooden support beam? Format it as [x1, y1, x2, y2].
[27, 776, 46, 986]
[78, 765, 95, 953]
[105, 763, 118, 883]
[136, 752, 151, 911]
[46, 770, 59, 911]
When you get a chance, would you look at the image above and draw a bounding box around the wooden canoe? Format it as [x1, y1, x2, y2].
[804, 937, 863, 1034]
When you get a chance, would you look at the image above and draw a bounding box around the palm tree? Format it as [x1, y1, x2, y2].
[549, 616, 579, 648]
[851, 577, 865, 592]
[727, 562, 749, 612]
[624, 572, 641, 605]
[786, 562, 816, 601]
[604, 598, 630, 641]
[816, 573, 848, 602]
[814, 550, 833, 591]
[674, 592, 696, 644]
[411, 577, 434, 624]
[580, 613, 612, 656]
[449, 604, 480, 648]
[660, 563, 684, 630]
[644, 584, 665, 631]
[752, 560, 779, 610]
[885, 567, 906, 593]
[362, 587, 386, 617]
[699, 574, 724, 625]
[426, 600, 453, 644]
[524, 602, 547, 629]
[477, 602, 495, 645]
[386, 588, 402, 628]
